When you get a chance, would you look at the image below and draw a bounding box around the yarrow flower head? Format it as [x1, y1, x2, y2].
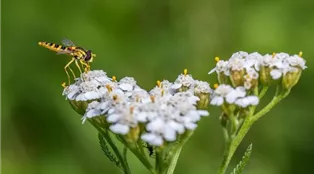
[64, 69, 210, 146]
[209, 51, 307, 90]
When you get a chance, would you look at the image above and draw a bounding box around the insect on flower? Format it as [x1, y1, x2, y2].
[38, 39, 96, 85]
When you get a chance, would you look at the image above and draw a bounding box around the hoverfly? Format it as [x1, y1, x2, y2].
[38, 39, 96, 86]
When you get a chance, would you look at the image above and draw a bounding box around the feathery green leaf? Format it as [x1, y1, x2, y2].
[98, 133, 120, 168]
[231, 143, 252, 174]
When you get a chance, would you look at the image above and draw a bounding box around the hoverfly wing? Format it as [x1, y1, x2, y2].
[56, 50, 73, 55]
[61, 38, 76, 47]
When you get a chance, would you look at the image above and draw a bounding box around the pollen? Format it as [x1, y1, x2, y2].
[112, 95, 118, 101]
[213, 83, 219, 89]
[272, 52, 276, 58]
[183, 69, 188, 76]
[112, 76, 117, 82]
[157, 80, 161, 87]
[150, 95, 155, 103]
[130, 107, 134, 114]
[106, 84, 113, 92]
[61, 82, 67, 88]
[299, 51, 303, 57]
[215, 57, 220, 62]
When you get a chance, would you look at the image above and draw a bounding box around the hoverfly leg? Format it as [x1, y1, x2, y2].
[64, 58, 75, 85]
[75, 59, 83, 75]
[68, 66, 76, 79]
[80, 60, 90, 72]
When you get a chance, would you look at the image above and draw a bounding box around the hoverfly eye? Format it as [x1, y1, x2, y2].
[84, 50, 92, 61]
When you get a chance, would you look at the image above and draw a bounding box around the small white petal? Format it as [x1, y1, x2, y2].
[119, 83, 133, 91]
[270, 69, 282, 79]
[225, 87, 246, 104]
[247, 96, 259, 105]
[171, 83, 182, 89]
[136, 112, 147, 122]
[168, 121, 185, 134]
[208, 67, 217, 74]
[164, 127, 177, 141]
[141, 134, 163, 146]
[85, 109, 102, 118]
[210, 96, 224, 106]
[107, 114, 120, 123]
[110, 124, 130, 135]
[197, 110, 209, 116]
[185, 122, 197, 130]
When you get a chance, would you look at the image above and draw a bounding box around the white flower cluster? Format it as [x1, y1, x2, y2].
[209, 51, 307, 89]
[63, 70, 211, 146]
[210, 84, 259, 108]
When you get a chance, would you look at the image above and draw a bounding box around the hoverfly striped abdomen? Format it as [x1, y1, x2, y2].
[38, 41, 69, 52]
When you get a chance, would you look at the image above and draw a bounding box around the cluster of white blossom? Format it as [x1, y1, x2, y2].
[63, 70, 211, 146]
[209, 51, 307, 89]
[210, 84, 259, 108]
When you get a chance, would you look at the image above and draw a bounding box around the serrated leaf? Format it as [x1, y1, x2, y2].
[98, 133, 120, 168]
[231, 143, 252, 174]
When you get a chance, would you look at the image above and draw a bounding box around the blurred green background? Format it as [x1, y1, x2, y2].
[2, 0, 314, 173]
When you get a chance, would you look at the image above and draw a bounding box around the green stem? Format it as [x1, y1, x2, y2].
[252, 89, 290, 123]
[163, 131, 194, 174]
[222, 126, 230, 142]
[123, 146, 130, 172]
[217, 86, 291, 174]
[229, 113, 238, 136]
[217, 117, 253, 174]
[122, 139, 155, 173]
[137, 140, 152, 168]
[258, 86, 269, 99]
[166, 147, 182, 174]
[156, 148, 164, 173]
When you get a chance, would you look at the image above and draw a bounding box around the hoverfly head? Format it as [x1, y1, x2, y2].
[84, 50, 94, 62]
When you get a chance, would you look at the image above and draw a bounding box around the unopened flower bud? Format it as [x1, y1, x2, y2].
[259, 66, 272, 85]
[68, 100, 91, 115]
[230, 70, 245, 87]
[282, 68, 302, 90]
[125, 126, 140, 143]
[196, 93, 210, 109]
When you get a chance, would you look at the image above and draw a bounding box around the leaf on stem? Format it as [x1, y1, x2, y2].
[98, 133, 121, 168]
[230, 143, 252, 174]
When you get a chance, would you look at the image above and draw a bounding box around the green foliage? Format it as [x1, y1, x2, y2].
[231, 144, 253, 174]
[98, 133, 121, 169]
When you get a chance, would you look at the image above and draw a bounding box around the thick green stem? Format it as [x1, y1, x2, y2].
[166, 147, 182, 174]
[252, 89, 290, 122]
[122, 139, 155, 173]
[258, 86, 269, 99]
[163, 131, 194, 174]
[156, 148, 164, 173]
[217, 117, 253, 174]
[217, 87, 290, 174]
[137, 141, 152, 169]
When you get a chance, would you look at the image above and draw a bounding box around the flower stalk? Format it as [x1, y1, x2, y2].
[217, 86, 291, 174]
